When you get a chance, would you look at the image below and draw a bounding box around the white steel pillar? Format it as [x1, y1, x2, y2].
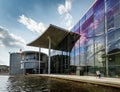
[39, 48, 41, 74]
[48, 37, 51, 74]
[105, 0, 108, 76]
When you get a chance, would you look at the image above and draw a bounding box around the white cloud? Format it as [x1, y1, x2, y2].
[18, 15, 50, 55]
[58, 0, 73, 30]
[65, 13, 73, 29]
[0, 26, 26, 48]
[18, 15, 46, 34]
[0, 59, 5, 65]
[65, 0, 72, 11]
[0, 42, 4, 47]
[58, 0, 72, 15]
[0, 33, 4, 38]
[58, 4, 67, 15]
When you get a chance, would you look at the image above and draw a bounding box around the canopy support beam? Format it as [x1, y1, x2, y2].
[39, 48, 41, 74]
[48, 37, 51, 74]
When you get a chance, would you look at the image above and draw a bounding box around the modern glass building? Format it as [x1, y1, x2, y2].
[70, 0, 120, 77]
[27, 0, 120, 77]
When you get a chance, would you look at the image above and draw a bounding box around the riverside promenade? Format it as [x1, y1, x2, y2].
[35, 74, 120, 88]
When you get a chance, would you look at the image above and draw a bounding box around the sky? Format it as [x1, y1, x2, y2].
[0, 0, 95, 66]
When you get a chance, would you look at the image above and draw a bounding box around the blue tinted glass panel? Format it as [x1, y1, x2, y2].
[95, 35, 105, 53]
[74, 40, 79, 49]
[74, 47, 80, 65]
[70, 47, 75, 65]
[86, 37, 94, 66]
[107, 16, 114, 30]
[70, 27, 75, 32]
[86, 37, 94, 57]
[82, 21, 87, 31]
[79, 42, 87, 66]
[79, 27, 87, 66]
[84, 15, 94, 37]
[108, 28, 120, 53]
[106, 0, 120, 30]
[74, 21, 80, 34]
[86, 7, 93, 20]
[93, 0, 104, 10]
[80, 16, 86, 26]
[95, 52, 104, 66]
[106, 0, 118, 12]
[80, 32, 87, 46]
[94, 1, 105, 35]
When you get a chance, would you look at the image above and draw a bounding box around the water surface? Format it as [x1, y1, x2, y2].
[0, 75, 120, 92]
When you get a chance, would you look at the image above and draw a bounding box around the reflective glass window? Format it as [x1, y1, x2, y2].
[70, 47, 75, 65]
[70, 27, 75, 32]
[74, 21, 80, 34]
[106, 0, 120, 30]
[87, 56, 94, 66]
[94, 0, 105, 35]
[25, 54, 36, 60]
[106, 0, 118, 12]
[86, 37, 94, 56]
[86, 7, 93, 20]
[95, 35, 105, 53]
[108, 28, 120, 53]
[84, 15, 94, 37]
[79, 43, 87, 66]
[74, 47, 80, 66]
[24, 62, 38, 69]
[95, 52, 105, 67]
[80, 16, 86, 27]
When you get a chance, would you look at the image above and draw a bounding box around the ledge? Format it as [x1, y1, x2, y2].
[34, 74, 120, 88]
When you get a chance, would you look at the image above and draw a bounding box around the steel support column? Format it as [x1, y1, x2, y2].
[105, 0, 109, 77]
[48, 37, 51, 74]
[39, 48, 41, 74]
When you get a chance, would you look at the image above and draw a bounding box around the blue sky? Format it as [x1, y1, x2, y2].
[0, 0, 95, 65]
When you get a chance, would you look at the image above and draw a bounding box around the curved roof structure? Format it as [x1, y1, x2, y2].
[27, 24, 80, 52]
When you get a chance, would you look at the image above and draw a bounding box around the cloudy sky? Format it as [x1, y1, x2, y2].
[0, 0, 94, 66]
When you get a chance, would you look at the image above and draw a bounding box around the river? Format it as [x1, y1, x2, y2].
[0, 75, 120, 92]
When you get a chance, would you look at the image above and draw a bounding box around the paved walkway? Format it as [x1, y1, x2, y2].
[36, 74, 120, 88]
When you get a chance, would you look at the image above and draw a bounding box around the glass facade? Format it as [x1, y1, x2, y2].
[70, 0, 120, 77]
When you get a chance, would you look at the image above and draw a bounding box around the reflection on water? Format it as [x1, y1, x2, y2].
[0, 75, 120, 92]
[0, 75, 9, 92]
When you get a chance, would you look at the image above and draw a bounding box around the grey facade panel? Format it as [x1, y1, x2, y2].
[10, 53, 22, 75]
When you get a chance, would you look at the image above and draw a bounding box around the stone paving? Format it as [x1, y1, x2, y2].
[37, 74, 120, 88]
